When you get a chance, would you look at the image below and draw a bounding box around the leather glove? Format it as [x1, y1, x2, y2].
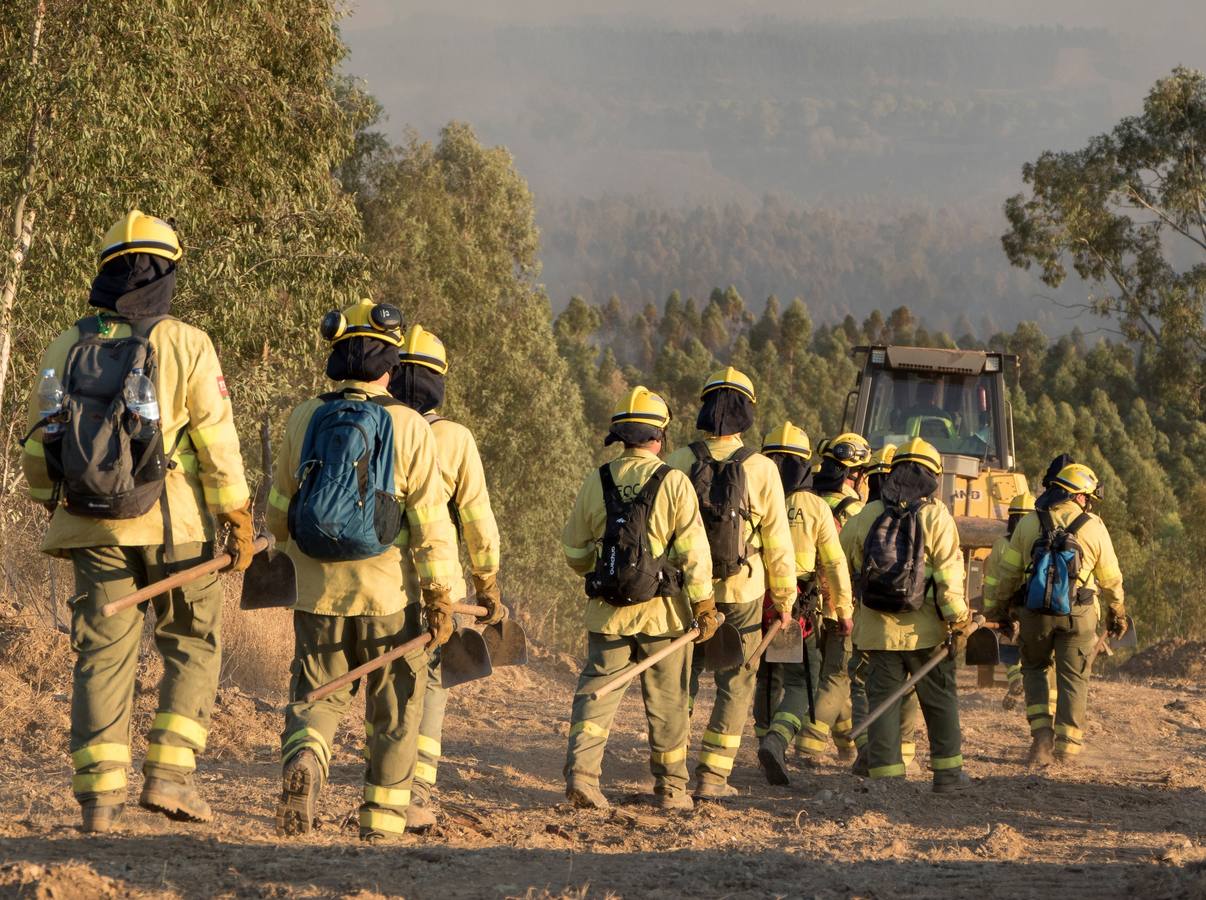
[1106, 607, 1128, 639]
[472, 572, 506, 625]
[692, 595, 720, 644]
[218, 501, 256, 573]
[996, 617, 1019, 643]
[422, 586, 455, 649]
[835, 616, 854, 637]
[947, 614, 974, 658]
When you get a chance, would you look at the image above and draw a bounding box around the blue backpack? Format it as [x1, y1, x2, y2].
[1025, 509, 1091, 615]
[287, 390, 404, 561]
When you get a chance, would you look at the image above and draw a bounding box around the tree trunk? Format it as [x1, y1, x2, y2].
[0, 0, 46, 421]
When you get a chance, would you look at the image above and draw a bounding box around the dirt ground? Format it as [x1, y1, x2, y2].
[1, 615, 1204, 900]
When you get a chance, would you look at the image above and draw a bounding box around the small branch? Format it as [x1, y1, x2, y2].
[1124, 184, 1206, 253]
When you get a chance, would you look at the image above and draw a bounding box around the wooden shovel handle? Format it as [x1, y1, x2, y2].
[743, 619, 783, 670]
[589, 613, 725, 700]
[306, 631, 432, 703]
[100, 535, 269, 618]
[452, 603, 488, 617]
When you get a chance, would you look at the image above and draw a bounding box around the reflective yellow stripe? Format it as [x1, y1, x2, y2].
[1054, 724, 1083, 741]
[570, 720, 608, 739]
[153, 712, 208, 750]
[768, 574, 797, 591]
[794, 735, 827, 753]
[268, 486, 291, 512]
[416, 558, 461, 581]
[933, 567, 961, 585]
[24, 437, 44, 458]
[72, 769, 127, 794]
[1030, 717, 1053, 732]
[818, 541, 844, 564]
[469, 550, 500, 570]
[983, 574, 1000, 587]
[414, 762, 438, 784]
[283, 727, 331, 767]
[702, 730, 740, 749]
[174, 451, 199, 474]
[364, 784, 411, 808]
[360, 808, 407, 833]
[672, 534, 696, 554]
[416, 735, 441, 758]
[1003, 548, 1023, 566]
[931, 754, 963, 771]
[146, 744, 196, 770]
[773, 712, 802, 731]
[754, 726, 769, 738]
[855, 733, 868, 748]
[685, 580, 712, 601]
[697, 751, 734, 772]
[1055, 739, 1083, 755]
[795, 553, 816, 573]
[457, 502, 492, 524]
[901, 742, 917, 765]
[761, 533, 789, 551]
[204, 482, 251, 510]
[29, 486, 54, 500]
[408, 504, 450, 526]
[651, 745, 687, 765]
[769, 722, 794, 742]
[1025, 704, 1050, 717]
[649, 538, 666, 557]
[939, 602, 965, 619]
[562, 542, 596, 560]
[870, 763, 906, 778]
[190, 422, 234, 450]
[808, 719, 831, 736]
[72, 743, 131, 768]
[834, 718, 853, 733]
[364, 720, 374, 737]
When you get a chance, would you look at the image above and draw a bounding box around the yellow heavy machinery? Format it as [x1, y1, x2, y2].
[843, 345, 1031, 607]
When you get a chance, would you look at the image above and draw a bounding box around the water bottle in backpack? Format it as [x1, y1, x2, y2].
[37, 369, 65, 437]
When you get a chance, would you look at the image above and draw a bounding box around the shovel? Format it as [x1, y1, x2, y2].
[703, 620, 746, 672]
[766, 620, 805, 664]
[1112, 616, 1138, 651]
[439, 626, 493, 689]
[964, 627, 1002, 666]
[590, 613, 731, 700]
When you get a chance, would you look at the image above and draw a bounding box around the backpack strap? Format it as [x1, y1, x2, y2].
[599, 462, 624, 520]
[689, 441, 712, 464]
[423, 412, 445, 424]
[834, 496, 858, 519]
[729, 446, 755, 464]
[1066, 512, 1092, 536]
[636, 464, 672, 504]
[1035, 508, 1055, 536]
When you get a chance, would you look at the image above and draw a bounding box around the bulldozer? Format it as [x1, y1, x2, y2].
[842, 345, 1031, 608]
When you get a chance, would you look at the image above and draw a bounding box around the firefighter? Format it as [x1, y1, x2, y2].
[984, 463, 1127, 766]
[271, 300, 460, 842]
[756, 423, 855, 784]
[562, 387, 715, 811]
[387, 325, 503, 830]
[840, 438, 972, 792]
[21, 212, 253, 833]
[665, 368, 795, 801]
[865, 444, 897, 504]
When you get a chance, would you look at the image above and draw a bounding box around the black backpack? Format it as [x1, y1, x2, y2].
[688, 441, 754, 580]
[858, 500, 929, 613]
[1024, 509, 1092, 616]
[32, 316, 173, 519]
[585, 463, 679, 607]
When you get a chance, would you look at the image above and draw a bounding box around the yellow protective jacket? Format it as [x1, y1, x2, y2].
[267, 380, 459, 617]
[400, 416, 500, 603]
[821, 485, 864, 529]
[23, 316, 249, 554]
[841, 497, 968, 651]
[562, 448, 713, 637]
[786, 489, 853, 621]
[984, 500, 1125, 620]
[665, 436, 796, 612]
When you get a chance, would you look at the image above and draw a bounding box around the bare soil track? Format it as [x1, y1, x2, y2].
[1, 624, 1204, 899]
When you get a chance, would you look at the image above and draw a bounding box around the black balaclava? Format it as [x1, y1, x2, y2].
[867, 473, 886, 503]
[695, 387, 755, 436]
[89, 253, 176, 319]
[1042, 453, 1076, 488]
[1037, 453, 1078, 509]
[811, 457, 851, 495]
[605, 422, 663, 447]
[769, 453, 811, 496]
[1005, 513, 1024, 540]
[880, 461, 940, 506]
[388, 362, 446, 414]
[326, 336, 399, 382]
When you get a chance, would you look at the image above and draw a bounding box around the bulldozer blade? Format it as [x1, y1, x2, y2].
[964, 627, 1001, 666]
[482, 619, 528, 667]
[1111, 617, 1138, 651]
[441, 628, 493, 689]
[238, 548, 297, 610]
[702, 622, 745, 672]
[765, 623, 804, 664]
[998, 641, 1020, 667]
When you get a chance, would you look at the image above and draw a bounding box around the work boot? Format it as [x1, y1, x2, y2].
[692, 780, 738, 802]
[836, 743, 857, 762]
[932, 770, 972, 794]
[405, 794, 437, 832]
[275, 749, 323, 837]
[80, 801, 124, 834]
[1026, 727, 1055, 769]
[757, 733, 791, 786]
[905, 758, 922, 777]
[851, 746, 870, 778]
[139, 776, 213, 823]
[652, 788, 694, 812]
[565, 778, 610, 811]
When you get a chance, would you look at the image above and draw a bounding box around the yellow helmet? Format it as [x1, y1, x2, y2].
[823, 432, 872, 469]
[892, 437, 942, 476]
[1008, 493, 1035, 516]
[700, 366, 756, 404]
[867, 443, 897, 477]
[398, 324, 448, 375]
[762, 421, 811, 460]
[1051, 463, 1101, 499]
[320, 298, 404, 347]
[612, 386, 671, 431]
[98, 210, 182, 269]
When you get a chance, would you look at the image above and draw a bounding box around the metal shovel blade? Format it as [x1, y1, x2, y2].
[964, 627, 1001, 666]
[702, 622, 745, 672]
[998, 641, 1020, 667]
[440, 628, 493, 689]
[238, 549, 298, 610]
[765, 623, 804, 664]
[1110, 616, 1138, 651]
[482, 619, 528, 667]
